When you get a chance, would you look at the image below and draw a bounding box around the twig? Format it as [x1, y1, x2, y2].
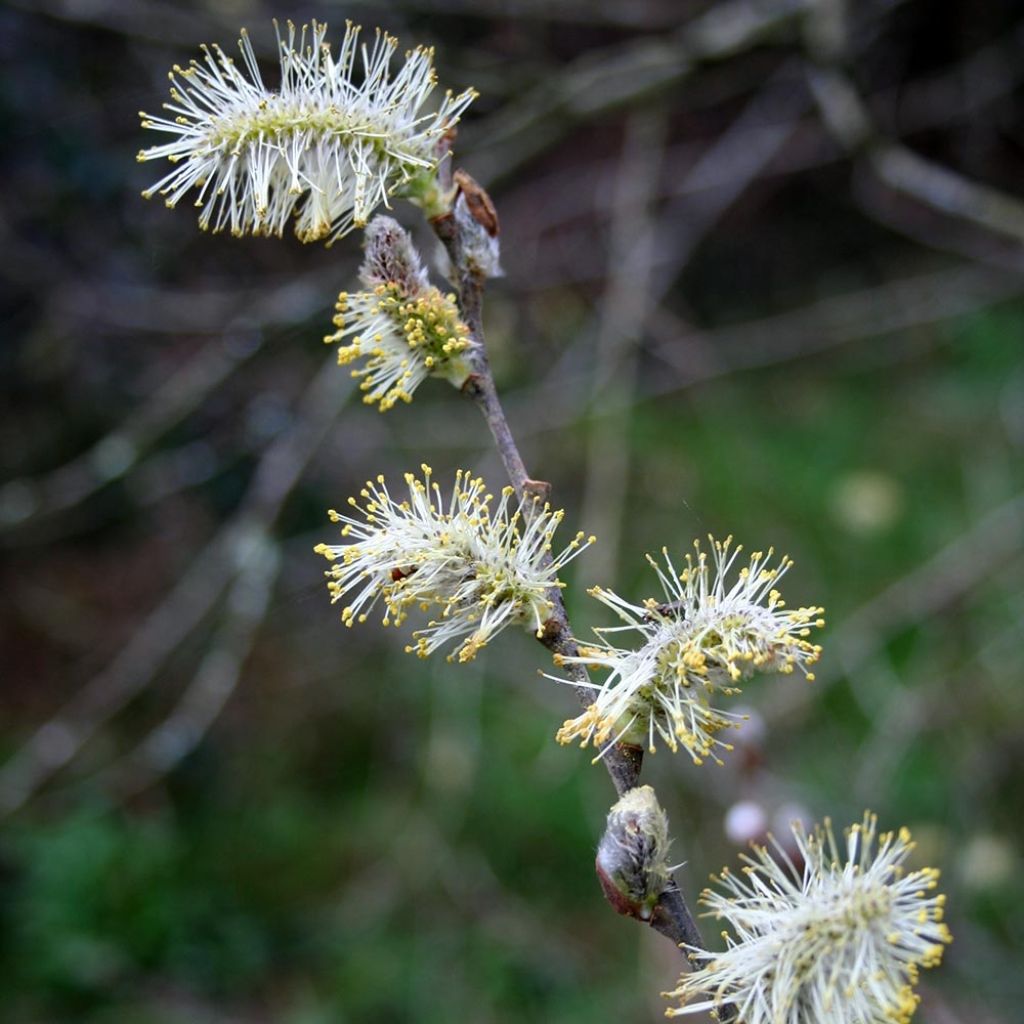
[431, 184, 706, 956]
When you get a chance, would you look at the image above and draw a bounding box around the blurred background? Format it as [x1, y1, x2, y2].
[2, 0, 1023, 1020]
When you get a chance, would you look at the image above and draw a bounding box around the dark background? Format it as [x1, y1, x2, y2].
[1, 0, 1022, 1020]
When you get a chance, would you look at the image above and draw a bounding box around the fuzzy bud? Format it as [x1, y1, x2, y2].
[359, 216, 430, 295]
[595, 785, 672, 921]
[452, 192, 503, 280]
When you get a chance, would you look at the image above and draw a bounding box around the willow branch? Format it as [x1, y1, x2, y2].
[430, 189, 705, 956]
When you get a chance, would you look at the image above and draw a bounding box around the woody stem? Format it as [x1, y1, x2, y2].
[429, 195, 707, 957]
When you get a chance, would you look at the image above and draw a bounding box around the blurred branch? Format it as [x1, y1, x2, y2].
[853, 174, 1024, 276]
[0, 266, 344, 540]
[804, 2, 1024, 262]
[112, 531, 281, 793]
[546, 262, 1022, 430]
[12, 0, 695, 39]
[810, 65, 1024, 247]
[578, 112, 665, 587]
[0, 523, 237, 815]
[646, 263, 1024, 385]
[55, 269, 341, 335]
[578, 63, 805, 583]
[647, 62, 809, 295]
[766, 491, 1024, 729]
[348, 0, 689, 30]
[0, 358, 353, 816]
[0, 332, 261, 532]
[489, 66, 808, 451]
[473, 0, 809, 182]
[506, 24, 1024, 253]
[850, 648, 929, 802]
[408, 257, 1022, 451]
[7, 0, 243, 47]
[332, 801, 591, 976]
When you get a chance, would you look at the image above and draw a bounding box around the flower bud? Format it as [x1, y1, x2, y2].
[595, 785, 672, 921]
[359, 216, 430, 295]
[452, 192, 502, 280]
